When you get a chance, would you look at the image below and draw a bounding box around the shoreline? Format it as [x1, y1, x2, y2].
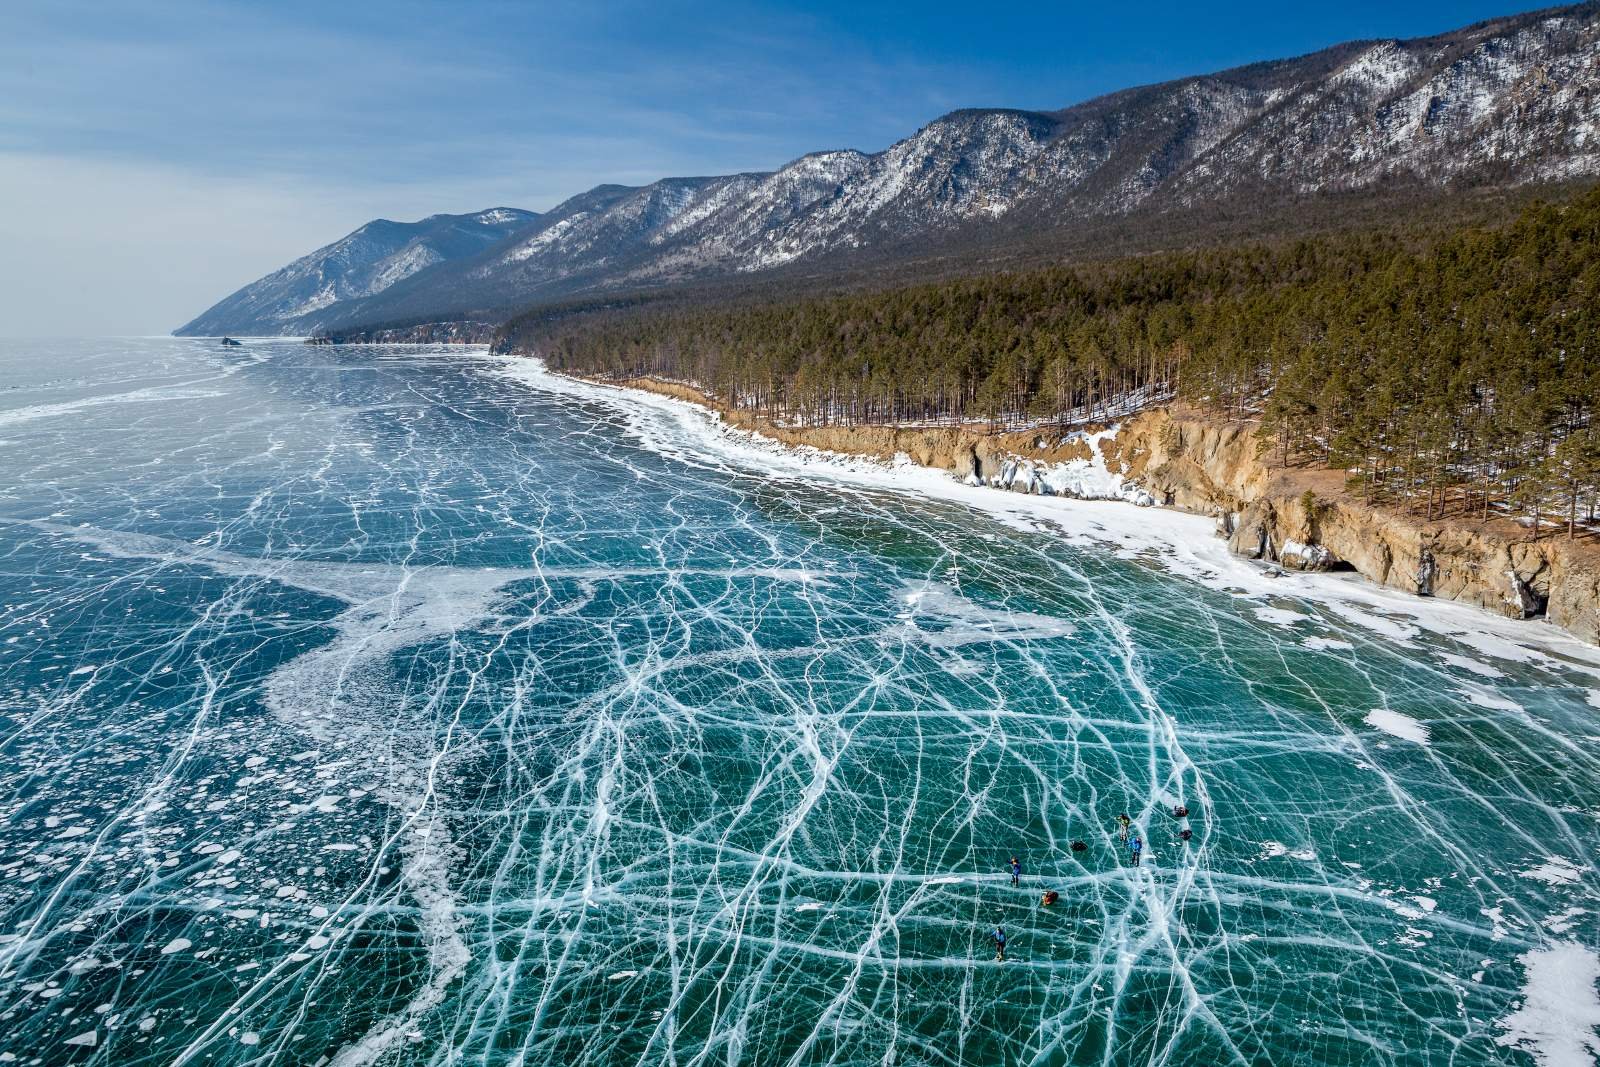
[488, 354, 1600, 670]
[542, 362, 1600, 652]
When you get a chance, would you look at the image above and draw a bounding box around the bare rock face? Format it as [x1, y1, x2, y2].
[1113, 408, 1600, 642]
[1113, 411, 1268, 514]
[1549, 556, 1600, 644]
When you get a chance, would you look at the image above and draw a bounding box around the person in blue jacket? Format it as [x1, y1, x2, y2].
[992, 925, 1007, 961]
[1129, 834, 1143, 865]
[1009, 856, 1021, 887]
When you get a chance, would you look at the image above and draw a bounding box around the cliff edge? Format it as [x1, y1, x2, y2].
[593, 373, 1600, 646]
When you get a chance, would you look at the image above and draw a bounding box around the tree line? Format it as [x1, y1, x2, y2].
[499, 189, 1600, 539]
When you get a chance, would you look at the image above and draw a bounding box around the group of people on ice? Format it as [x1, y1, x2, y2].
[989, 804, 1194, 961]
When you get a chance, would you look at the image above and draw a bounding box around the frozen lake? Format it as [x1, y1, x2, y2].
[1, 338, 1597, 1065]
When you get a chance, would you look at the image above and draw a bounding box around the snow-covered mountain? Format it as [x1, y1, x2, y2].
[174, 208, 539, 336]
[179, 3, 1600, 336]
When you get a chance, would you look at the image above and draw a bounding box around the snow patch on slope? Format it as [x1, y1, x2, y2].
[980, 426, 1156, 506]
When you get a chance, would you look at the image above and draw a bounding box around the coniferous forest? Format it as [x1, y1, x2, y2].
[501, 189, 1600, 538]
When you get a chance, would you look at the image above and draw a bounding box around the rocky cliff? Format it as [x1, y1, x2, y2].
[597, 373, 1600, 645]
[1107, 408, 1600, 644]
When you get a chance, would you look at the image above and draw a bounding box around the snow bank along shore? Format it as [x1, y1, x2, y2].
[487, 356, 1600, 666]
[520, 363, 1600, 649]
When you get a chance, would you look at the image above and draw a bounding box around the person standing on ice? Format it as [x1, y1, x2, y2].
[1117, 814, 1131, 841]
[992, 925, 1007, 961]
[1009, 856, 1021, 887]
[1129, 834, 1143, 865]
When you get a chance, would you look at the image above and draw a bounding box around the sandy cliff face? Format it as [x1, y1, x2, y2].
[1106, 409, 1269, 512]
[604, 375, 1600, 645]
[1114, 408, 1600, 645]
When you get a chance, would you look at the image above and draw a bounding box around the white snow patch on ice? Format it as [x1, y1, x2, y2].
[1364, 709, 1431, 746]
[1521, 857, 1589, 887]
[895, 583, 1074, 649]
[1545, 908, 1588, 935]
[1255, 607, 1312, 627]
[1496, 942, 1600, 1067]
[1440, 652, 1506, 679]
[1303, 637, 1354, 651]
[1457, 687, 1526, 714]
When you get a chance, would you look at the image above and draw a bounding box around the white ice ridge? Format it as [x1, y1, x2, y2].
[1496, 942, 1600, 1067]
[0, 386, 225, 429]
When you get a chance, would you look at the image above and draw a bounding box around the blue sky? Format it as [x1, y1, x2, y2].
[0, 0, 1562, 334]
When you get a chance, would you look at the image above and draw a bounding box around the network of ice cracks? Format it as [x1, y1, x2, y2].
[0, 340, 1597, 1067]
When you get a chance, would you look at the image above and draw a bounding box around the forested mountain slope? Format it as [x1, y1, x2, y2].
[181, 2, 1600, 336]
[506, 187, 1600, 544]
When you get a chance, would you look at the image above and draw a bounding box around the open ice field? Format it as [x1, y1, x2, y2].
[1, 338, 1598, 1066]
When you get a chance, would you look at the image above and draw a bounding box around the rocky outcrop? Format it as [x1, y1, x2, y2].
[1116, 408, 1600, 644]
[1105, 409, 1269, 512]
[586, 372, 1600, 646]
[1549, 556, 1600, 644]
[1218, 495, 1600, 639]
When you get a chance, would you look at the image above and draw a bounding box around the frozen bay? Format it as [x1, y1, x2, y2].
[1, 338, 1597, 1065]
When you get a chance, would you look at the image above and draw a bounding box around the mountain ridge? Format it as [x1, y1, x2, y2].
[177, 2, 1600, 337]
[175, 207, 540, 336]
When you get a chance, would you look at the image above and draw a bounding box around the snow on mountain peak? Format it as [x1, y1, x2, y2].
[180, 4, 1600, 337]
